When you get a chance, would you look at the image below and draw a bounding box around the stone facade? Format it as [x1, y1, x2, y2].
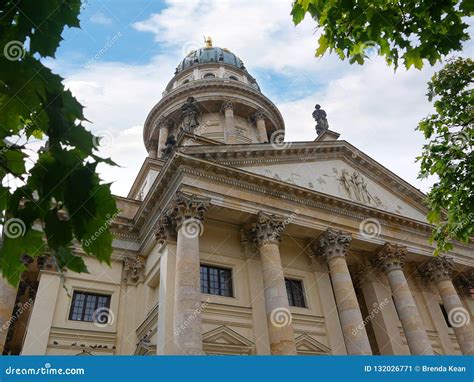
[1, 43, 473, 356]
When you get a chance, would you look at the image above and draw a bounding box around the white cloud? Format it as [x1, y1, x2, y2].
[90, 12, 113, 26]
[132, 0, 339, 75]
[53, 56, 176, 196]
[51, 0, 471, 197]
[279, 57, 439, 192]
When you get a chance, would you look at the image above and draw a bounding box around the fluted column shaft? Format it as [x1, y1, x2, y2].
[419, 257, 474, 355]
[157, 119, 169, 159]
[255, 111, 268, 143]
[247, 212, 297, 355]
[168, 192, 209, 355]
[373, 243, 433, 355]
[0, 276, 17, 353]
[314, 229, 372, 354]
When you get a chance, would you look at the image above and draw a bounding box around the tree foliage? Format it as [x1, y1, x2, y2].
[291, 1, 474, 253]
[291, 0, 473, 69]
[0, 0, 117, 286]
[417, 57, 473, 254]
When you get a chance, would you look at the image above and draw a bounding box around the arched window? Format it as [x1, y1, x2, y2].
[203, 73, 215, 79]
[182, 79, 190, 84]
[229, 76, 238, 81]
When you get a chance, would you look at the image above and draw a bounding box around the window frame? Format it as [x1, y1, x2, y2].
[285, 278, 307, 308]
[68, 291, 111, 323]
[200, 264, 234, 297]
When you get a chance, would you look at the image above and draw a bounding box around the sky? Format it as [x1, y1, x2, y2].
[45, 0, 474, 197]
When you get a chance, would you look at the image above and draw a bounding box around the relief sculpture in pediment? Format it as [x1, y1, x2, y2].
[338, 169, 382, 207]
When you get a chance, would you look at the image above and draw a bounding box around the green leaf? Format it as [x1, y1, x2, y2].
[55, 247, 89, 273]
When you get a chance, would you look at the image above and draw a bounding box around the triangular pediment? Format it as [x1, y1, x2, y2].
[203, 325, 253, 347]
[295, 334, 331, 355]
[238, 158, 427, 221]
[181, 141, 428, 222]
[202, 326, 254, 355]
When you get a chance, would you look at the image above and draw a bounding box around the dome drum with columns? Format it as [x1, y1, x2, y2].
[143, 40, 284, 158]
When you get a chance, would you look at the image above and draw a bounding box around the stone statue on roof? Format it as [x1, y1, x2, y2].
[312, 104, 329, 135]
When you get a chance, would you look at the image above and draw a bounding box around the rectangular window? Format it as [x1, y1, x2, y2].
[285, 278, 306, 308]
[439, 304, 452, 328]
[200, 265, 233, 297]
[69, 291, 111, 323]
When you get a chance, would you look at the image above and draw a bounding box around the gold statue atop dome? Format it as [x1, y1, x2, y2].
[204, 36, 212, 48]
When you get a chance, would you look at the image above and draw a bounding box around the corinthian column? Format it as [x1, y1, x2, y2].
[222, 101, 236, 144]
[254, 110, 268, 143]
[156, 118, 169, 159]
[167, 192, 210, 354]
[372, 243, 433, 355]
[418, 257, 474, 355]
[245, 212, 297, 355]
[0, 276, 17, 353]
[313, 229, 372, 354]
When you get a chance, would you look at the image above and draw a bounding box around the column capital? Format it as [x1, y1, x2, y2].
[245, 211, 287, 248]
[371, 243, 407, 274]
[417, 256, 454, 284]
[222, 100, 234, 111]
[453, 272, 474, 297]
[254, 109, 266, 121]
[166, 192, 210, 232]
[311, 228, 352, 262]
[157, 117, 170, 129]
[123, 256, 145, 285]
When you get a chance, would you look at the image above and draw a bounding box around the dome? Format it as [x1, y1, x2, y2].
[175, 46, 246, 74]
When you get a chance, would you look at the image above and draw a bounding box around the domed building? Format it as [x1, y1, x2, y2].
[3, 39, 473, 356]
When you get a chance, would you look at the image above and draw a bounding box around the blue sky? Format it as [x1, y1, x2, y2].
[58, 0, 165, 66]
[46, 0, 473, 197]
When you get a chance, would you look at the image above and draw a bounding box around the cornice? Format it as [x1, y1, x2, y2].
[132, 153, 435, 251]
[126, 157, 165, 199]
[181, 140, 428, 212]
